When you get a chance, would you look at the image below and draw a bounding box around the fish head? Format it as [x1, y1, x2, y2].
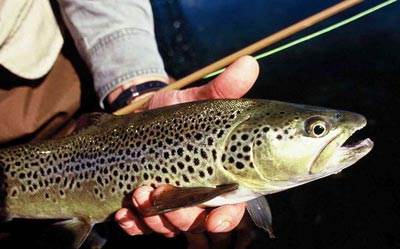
[221, 100, 373, 194]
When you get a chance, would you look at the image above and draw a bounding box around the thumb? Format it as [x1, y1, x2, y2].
[147, 56, 259, 108]
[193, 55, 259, 99]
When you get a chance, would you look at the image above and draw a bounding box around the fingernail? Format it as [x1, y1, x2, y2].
[133, 188, 151, 206]
[213, 216, 232, 232]
[120, 219, 134, 229]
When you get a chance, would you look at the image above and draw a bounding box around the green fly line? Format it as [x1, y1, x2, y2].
[204, 0, 397, 79]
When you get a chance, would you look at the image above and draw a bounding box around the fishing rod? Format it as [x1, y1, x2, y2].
[114, 0, 395, 115]
[205, 0, 397, 79]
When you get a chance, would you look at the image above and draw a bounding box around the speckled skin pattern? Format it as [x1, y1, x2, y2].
[0, 99, 350, 223]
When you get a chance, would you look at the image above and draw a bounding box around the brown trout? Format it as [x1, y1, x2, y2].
[0, 99, 373, 248]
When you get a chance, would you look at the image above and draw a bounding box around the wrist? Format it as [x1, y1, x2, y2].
[106, 77, 169, 112]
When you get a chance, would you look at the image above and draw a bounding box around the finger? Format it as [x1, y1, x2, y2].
[115, 208, 151, 236]
[147, 56, 259, 108]
[178, 55, 259, 101]
[205, 203, 246, 233]
[201, 55, 259, 99]
[163, 206, 207, 232]
[132, 186, 180, 237]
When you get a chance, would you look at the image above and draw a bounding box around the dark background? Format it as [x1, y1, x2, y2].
[151, 0, 400, 248]
[1, 1, 399, 248]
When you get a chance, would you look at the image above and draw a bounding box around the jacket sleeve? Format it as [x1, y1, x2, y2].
[57, 0, 167, 108]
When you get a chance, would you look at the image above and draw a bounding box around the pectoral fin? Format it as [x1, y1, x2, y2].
[246, 196, 275, 238]
[35, 218, 93, 249]
[144, 184, 239, 216]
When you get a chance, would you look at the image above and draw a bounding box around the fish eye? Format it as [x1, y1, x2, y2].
[305, 117, 330, 138]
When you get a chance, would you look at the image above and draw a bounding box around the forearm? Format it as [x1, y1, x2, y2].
[57, 0, 168, 108]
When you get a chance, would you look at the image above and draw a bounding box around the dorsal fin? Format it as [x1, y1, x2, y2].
[53, 112, 114, 139]
[73, 112, 114, 132]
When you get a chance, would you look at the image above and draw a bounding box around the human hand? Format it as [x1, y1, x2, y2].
[115, 56, 259, 238]
[145, 55, 259, 110]
[116, 186, 247, 237]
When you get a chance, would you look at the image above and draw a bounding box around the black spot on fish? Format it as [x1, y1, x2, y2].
[262, 127, 270, 133]
[276, 135, 283, 140]
[207, 167, 213, 175]
[178, 162, 185, 170]
[183, 175, 189, 183]
[230, 146, 237, 152]
[200, 149, 208, 159]
[212, 149, 217, 161]
[243, 145, 251, 153]
[171, 165, 177, 174]
[221, 154, 226, 162]
[188, 166, 194, 173]
[185, 155, 191, 162]
[194, 133, 203, 140]
[236, 162, 245, 169]
[55, 176, 61, 184]
[199, 171, 205, 178]
[241, 134, 249, 140]
[166, 138, 173, 145]
[163, 152, 170, 159]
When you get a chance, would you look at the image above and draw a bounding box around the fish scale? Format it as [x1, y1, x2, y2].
[0, 99, 254, 222]
[0, 98, 373, 248]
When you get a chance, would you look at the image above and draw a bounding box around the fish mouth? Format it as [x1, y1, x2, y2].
[310, 117, 374, 176]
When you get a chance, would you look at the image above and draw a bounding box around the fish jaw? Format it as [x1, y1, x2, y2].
[308, 111, 372, 174]
[283, 114, 373, 186]
[323, 138, 373, 175]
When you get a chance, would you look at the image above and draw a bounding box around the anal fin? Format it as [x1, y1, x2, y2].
[35, 218, 93, 249]
[246, 196, 275, 238]
[144, 183, 239, 216]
